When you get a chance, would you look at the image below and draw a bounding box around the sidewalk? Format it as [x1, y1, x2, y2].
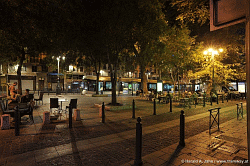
[123, 117, 248, 166]
[0, 95, 248, 166]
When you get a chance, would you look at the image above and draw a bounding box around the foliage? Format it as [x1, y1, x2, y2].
[158, 26, 197, 87]
[168, 0, 209, 25]
[132, 0, 168, 93]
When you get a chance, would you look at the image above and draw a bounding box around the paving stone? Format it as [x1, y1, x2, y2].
[0, 95, 247, 166]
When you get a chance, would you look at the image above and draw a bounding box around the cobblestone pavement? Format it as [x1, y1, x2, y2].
[0, 92, 248, 166]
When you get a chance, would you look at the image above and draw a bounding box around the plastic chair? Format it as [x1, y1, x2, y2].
[50, 98, 59, 113]
[28, 94, 34, 102]
[34, 92, 44, 105]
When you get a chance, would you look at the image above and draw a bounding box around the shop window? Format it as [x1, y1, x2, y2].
[66, 74, 72, 79]
[106, 82, 112, 89]
[21, 66, 27, 71]
[42, 65, 48, 72]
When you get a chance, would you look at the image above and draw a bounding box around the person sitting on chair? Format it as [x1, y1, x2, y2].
[21, 89, 30, 103]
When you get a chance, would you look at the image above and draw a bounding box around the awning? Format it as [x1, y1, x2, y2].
[48, 73, 64, 76]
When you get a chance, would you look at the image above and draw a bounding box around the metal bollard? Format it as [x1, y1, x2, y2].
[132, 99, 135, 119]
[153, 99, 156, 115]
[15, 106, 20, 136]
[134, 117, 143, 166]
[217, 95, 219, 104]
[69, 104, 72, 129]
[236, 103, 243, 120]
[179, 110, 185, 147]
[210, 96, 212, 106]
[170, 95, 172, 112]
[102, 102, 105, 123]
[203, 94, 206, 107]
[194, 98, 197, 108]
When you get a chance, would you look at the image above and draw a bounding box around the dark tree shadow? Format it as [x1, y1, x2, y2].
[69, 120, 85, 166]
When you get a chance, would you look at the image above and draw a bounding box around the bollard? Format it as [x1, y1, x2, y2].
[237, 103, 239, 120]
[179, 110, 185, 147]
[217, 94, 219, 104]
[153, 99, 156, 115]
[134, 117, 143, 166]
[236, 103, 243, 120]
[210, 96, 212, 106]
[69, 104, 72, 129]
[132, 99, 135, 119]
[15, 106, 20, 136]
[102, 102, 105, 123]
[194, 98, 197, 108]
[170, 95, 172, 112]
[203, 94, 206, 107]
[222, 94, 224, 103]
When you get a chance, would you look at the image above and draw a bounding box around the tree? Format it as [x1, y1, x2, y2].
[0, 0, 71, 94]
[187, 23, 246, 94]
[132, 0, 168, 93]
[167, 0, 209, 25]
[156, 26, 198, 95]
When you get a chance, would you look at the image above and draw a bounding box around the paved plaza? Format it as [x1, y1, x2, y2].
[0, 92, 248, 166]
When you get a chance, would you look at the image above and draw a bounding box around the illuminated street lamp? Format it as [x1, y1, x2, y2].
[203, 48, 223, 92]
[53, 56, 65, 95]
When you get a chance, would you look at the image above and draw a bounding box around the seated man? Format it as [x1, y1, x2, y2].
[21, 89, 30, 103]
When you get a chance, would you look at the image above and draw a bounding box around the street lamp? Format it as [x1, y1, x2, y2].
[203, 48, 223, 93]
[53, 56, 65, 95]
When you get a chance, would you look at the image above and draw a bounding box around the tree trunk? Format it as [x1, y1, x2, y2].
[140, 65, 148, 94]
[95, 60, 101, 95]
[17, 48, 25, 95]
[111, 65, 117, 105]
[96, 72, 100, 95]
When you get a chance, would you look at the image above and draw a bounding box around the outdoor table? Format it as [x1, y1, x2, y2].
[158, 96, 166, 103]
[197, 97, 203, 104]
[58, 98, 68, 111]
[179, 98, 189, 107]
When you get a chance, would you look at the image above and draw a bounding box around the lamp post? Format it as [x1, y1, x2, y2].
[203, 48, 223, 93]
[53, 56, 65, 95]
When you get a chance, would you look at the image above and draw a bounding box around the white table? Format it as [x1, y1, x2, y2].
[58, 98, 68, 111]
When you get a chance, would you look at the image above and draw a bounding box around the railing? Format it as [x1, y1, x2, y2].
[208, 107, 221, 135]
[236, 102, 243, 120]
